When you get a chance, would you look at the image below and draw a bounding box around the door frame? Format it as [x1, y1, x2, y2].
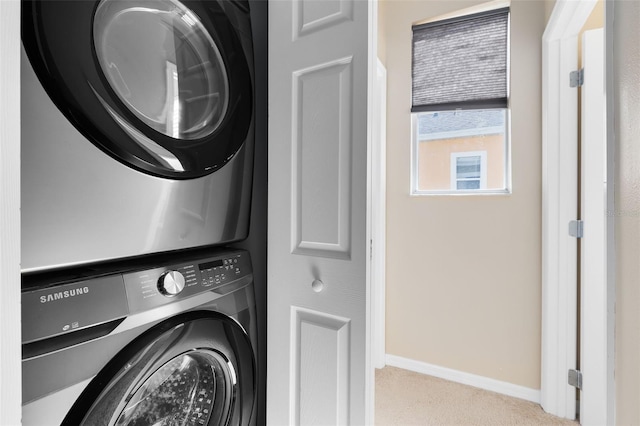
[366, 1, 379, 421]
[580, 27, 611, 426]
[541, 0, 614, 421]
[371, 59, 387, 370]
[0, 0, 22, 423]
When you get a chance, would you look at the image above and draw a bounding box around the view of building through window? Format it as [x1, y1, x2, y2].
[415, 109, 507, 193]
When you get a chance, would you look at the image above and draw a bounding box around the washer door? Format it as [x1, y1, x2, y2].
[22, 0, 252, 179]
[63, 312, 255, 426]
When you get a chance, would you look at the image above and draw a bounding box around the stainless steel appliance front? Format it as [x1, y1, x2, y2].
[22, 248, 257, 426]
[21, 0, 255, 272]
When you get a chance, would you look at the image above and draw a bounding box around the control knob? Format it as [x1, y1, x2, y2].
[158, 270, 186, 297]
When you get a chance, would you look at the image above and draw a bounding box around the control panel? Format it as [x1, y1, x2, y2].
[124, 250, 251, 313]
[21, 249, 252, 346]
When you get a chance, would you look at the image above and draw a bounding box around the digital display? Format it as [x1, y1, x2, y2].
[199, 259, 223, 270]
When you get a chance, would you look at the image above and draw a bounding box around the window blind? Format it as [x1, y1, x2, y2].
[412, 8, 509, 113]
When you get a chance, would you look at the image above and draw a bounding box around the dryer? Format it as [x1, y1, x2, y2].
[22, 248, 257, 425]
[21, 0, 255, 272]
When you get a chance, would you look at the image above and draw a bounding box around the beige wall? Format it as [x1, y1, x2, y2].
[613, 1, 640, 423]
[544, 0, 555, 24]
[382, 0, 545, 389]
[377, 1, 387, 66]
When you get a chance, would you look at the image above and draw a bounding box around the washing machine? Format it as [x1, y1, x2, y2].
[21, 0, 255, 272]
[21, 248, 257, 425]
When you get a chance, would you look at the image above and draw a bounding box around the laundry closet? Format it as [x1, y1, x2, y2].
[13, 0, 268, 424]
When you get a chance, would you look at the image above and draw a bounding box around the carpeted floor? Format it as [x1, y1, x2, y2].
[375, 367, 578, 425]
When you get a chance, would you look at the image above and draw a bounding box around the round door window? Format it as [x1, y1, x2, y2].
[115, 350, 235, 426]
[62, 314, 255, 425]
[23, 0, 253, 178]
[94, 0, 229, 141]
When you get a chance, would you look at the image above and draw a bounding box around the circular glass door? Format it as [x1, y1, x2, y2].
[94, 0, 229, 141]
[115, 351, 234, 426]
[62, 313, 256, 426]
[22, 0, 253, 179]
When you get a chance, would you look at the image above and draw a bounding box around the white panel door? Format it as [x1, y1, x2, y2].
[580, 27, 611, 426]
[267, 0, 372, 425]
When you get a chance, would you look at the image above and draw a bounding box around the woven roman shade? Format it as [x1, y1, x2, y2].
[412, 8, 509, 112]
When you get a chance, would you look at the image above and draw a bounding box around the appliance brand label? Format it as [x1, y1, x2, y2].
[22, 275, 128, 344]
[39, 286, 90, 303]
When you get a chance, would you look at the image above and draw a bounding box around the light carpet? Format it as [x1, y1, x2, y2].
[375, 366, 578, 425]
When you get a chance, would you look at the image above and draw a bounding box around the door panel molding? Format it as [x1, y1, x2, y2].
[291, 307, 351, 425]
[291, 57, 354, 259]
[293, 0, 354, 40]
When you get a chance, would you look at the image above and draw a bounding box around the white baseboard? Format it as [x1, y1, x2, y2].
[384, 354, 541, 404]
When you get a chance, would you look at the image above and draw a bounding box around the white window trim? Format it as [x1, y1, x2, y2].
[410, 113, 421, 194]
[450, 151, 487, 191]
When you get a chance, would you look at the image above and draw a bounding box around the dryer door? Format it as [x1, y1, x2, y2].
[63, 312, 256, 426]
[22, 0, 253, 179]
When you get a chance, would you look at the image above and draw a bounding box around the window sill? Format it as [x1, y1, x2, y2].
[410, 188, 512, 197]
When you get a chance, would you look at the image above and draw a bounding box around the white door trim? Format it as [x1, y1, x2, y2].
[372, 59, 386, 370]
[541, 0, 597, 419]
[604, 1, 616, 423]
[0, 0, 22, 423]
[580, 27, 611, 426]
[366, 3, 379, 422]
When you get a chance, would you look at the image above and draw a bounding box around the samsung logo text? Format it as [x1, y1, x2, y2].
[40, 287, 90, 303]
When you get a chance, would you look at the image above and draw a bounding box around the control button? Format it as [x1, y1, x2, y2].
[158, 271, 186, 297]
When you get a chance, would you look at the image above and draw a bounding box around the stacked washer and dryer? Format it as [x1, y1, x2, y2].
[20, 0, 259, 424]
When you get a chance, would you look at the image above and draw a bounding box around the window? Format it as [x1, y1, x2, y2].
[411, 7, 510, 195]
[413, 109, 509, 193]
[452, 151, 487, 190]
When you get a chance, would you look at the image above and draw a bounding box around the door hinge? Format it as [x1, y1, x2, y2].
[568, 369, 583, 390]
[570, 69, 584, 87]
[569, 220, 584, 238]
